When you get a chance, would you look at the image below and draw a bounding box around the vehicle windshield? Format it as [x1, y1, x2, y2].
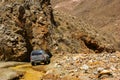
[31, 52, 42, 56]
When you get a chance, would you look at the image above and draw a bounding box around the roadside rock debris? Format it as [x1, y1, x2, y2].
[98, 70, 113, 79]
[41, 52, 120, 80]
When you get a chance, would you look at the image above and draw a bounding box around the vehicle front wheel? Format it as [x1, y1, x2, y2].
[47, 59, 50, 64]
[44, 59, 50, 64]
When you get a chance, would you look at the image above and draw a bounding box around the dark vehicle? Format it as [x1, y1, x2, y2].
[30, 50, 50, 66]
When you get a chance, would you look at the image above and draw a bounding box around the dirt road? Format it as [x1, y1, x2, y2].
[0, 52, 120, 80]
[10, 64, 45, 80]
[0, 62, 45, 80]
[0, 62, 25, 80]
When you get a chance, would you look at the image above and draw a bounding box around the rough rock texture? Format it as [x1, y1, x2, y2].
[41, 51, 120, 80]
[0, 0, 116, 61]
[0, 0, 56, 61]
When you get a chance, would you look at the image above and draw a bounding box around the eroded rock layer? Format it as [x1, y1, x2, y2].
[0, 0, 116, 61]
[0, 0, 56, 61]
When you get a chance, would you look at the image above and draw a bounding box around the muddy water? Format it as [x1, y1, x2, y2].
[10, 64, 45, 80]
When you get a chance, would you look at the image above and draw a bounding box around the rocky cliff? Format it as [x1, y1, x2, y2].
[0, 0, 56, 61]
[0, 0, 116, 61]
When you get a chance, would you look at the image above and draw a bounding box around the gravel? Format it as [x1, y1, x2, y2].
[42, 51, 120, 80]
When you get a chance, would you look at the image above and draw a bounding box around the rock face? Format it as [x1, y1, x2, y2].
[0, 0, 116, 61]
[0, 0, 56, 61]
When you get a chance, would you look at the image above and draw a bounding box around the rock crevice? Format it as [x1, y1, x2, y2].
[0, 0, 55, 61]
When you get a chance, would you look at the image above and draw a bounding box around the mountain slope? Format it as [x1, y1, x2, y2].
[51, 0, 120, 51]
[0, 0, 117, 61]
